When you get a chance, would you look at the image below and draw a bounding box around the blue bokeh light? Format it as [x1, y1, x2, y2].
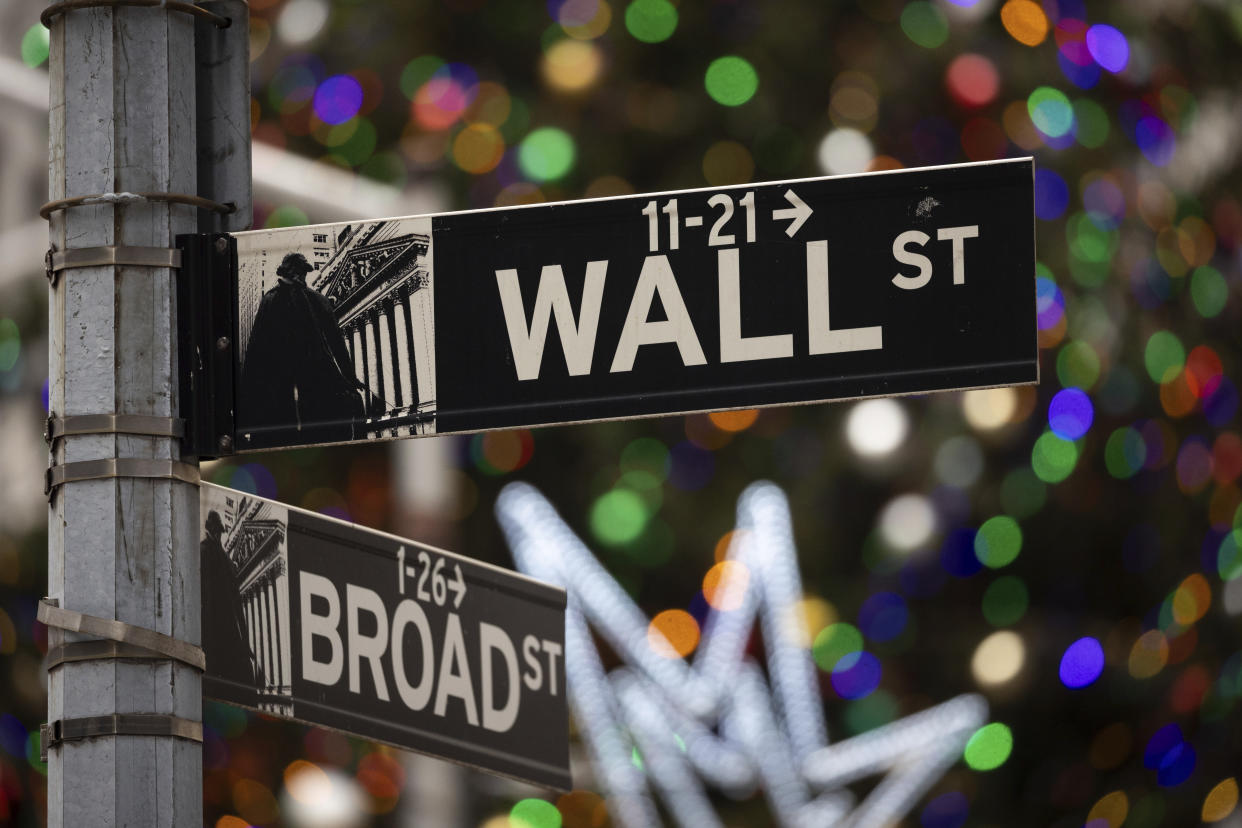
[941, 528, 983, 578]
[1059, 636, 1104, 688]
[858, 592, 908, 643]
[1048, 388, 1094, 440]
[831, 651, 882, 700]
[313, 74, 364, 125]
[1135, 116, 1176, 166]
[1034, 168, 1069, 220]
[920, 791, 969, 828]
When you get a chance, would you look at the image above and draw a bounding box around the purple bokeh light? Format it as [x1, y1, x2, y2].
[1036, 277, 1065, 330]
[1135, 117, 1176, 166]
[313, 75, 364, 125]
[1086, 24, 1129, 73]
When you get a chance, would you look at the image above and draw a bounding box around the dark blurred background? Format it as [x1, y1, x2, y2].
[1, 0, 1240, 826]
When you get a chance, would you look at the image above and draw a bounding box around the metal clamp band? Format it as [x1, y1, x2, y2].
[45, 245, 182, 285]
[41, 0, 231, 28]
[38, 599, 206, 672]
[45, 640, 193, 671]
[45, 458, 200, 498]
[40, 191, 236, 221]
[45, 414, 186, 443]
[41, 714, 203, 761]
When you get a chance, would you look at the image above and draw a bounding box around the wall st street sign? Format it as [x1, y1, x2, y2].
[199, 482, 570, 789]
[178, 158, 1035, 455]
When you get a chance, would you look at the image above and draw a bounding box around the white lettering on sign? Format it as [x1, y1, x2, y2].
[301, 571, 343, 686]
[718, 247, 794, 363]
[392, 599, 434, 711]
[480, 622, 520, 733]
[496, 237, 900, 380]
[347, 584, 390, 701]
[892, 225, 980, 290]
[610, 254, 707, 373]
[495, 262, 608, 381]
[298, 571, 561, 734]
[806, 240, 882, 355]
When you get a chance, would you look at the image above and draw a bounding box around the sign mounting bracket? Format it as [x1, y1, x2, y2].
[176, 233, 239, 459]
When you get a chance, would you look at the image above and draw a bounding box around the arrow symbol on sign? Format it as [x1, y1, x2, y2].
[772, 189, 813, 237]
[447, 562, 467, 608]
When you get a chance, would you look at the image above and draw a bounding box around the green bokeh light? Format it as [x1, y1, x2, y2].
[975, 516, 1023, 569]
[1143, 330, 1185, 384]
[964, 722, 1014, 770]
[1031, 431, 1078, 484]
[1218, 530, 1242, 581]
[264, 205, 310, 228]
[21, 24, 50, 68]
[1190, 265, 1228, 317]
[621, 437, 670, 481]
[399, 55, 444, 99]
[500, 96, 532, 143]
[519, 127, 576, 181]
[1068, 211, 1118, 264]
[624, 516, 673, 567]
[1027, 86, 1075, 138]
[0, 319, 20, 372]
[982, 576, 1029, 627]
[590, 488, 649, 546]
[360, 151, 408, 188]
[336, 118, 377, 166]
[899, 2, 949, 48]
[625, 0, 678, 43]
[510, 798, 562, 828]
[1056, 340, 1101, 390]
[1073, 98, 1110, 148]
[704, 56, 759, 106]
[844, 690, 898, 735]
[999, 467, 1046, 519]
[812, 623, 862, 672]
[1104, 427, 1146, 479]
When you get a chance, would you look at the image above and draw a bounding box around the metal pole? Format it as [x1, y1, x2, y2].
[46, 4, 201, 825]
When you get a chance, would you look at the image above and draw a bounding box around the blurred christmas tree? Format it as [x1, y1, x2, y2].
[2, 0, 1241, 826]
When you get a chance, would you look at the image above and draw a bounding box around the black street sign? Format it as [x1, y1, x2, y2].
[199, 482, 570, 790]
[180, 158, 1035, 454]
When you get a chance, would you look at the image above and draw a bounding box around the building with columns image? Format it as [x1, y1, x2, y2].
[213, 489, 293, 715]
[309, 220, 436, 440]
[235, 216, 437, 446]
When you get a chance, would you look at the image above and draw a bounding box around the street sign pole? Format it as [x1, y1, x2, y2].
[41, 3, 249, 823]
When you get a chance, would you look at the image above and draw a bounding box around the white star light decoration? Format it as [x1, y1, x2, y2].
[496, 481, 988, 828]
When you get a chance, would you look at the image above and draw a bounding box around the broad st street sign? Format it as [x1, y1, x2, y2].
[199, 482, 570, 789]
[177, 158, 1035, 455]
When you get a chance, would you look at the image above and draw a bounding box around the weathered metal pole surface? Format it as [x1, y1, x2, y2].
[47, 6, 201, 826]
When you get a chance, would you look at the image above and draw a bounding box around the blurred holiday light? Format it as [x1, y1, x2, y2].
[846, 398, 909, 458]
[879, 493, 937, 551]
[497, 482, 986, 828]
[817, 128, 873, 176]
[971, 631, 1025, 686]
[704, 57, 758, 107]
[279, 763, 365, 828]
[277, 0, 330, 46]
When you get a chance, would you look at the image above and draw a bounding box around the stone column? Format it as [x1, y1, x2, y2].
[377, 302, 397, 411]
[401, 287, 421, 409]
